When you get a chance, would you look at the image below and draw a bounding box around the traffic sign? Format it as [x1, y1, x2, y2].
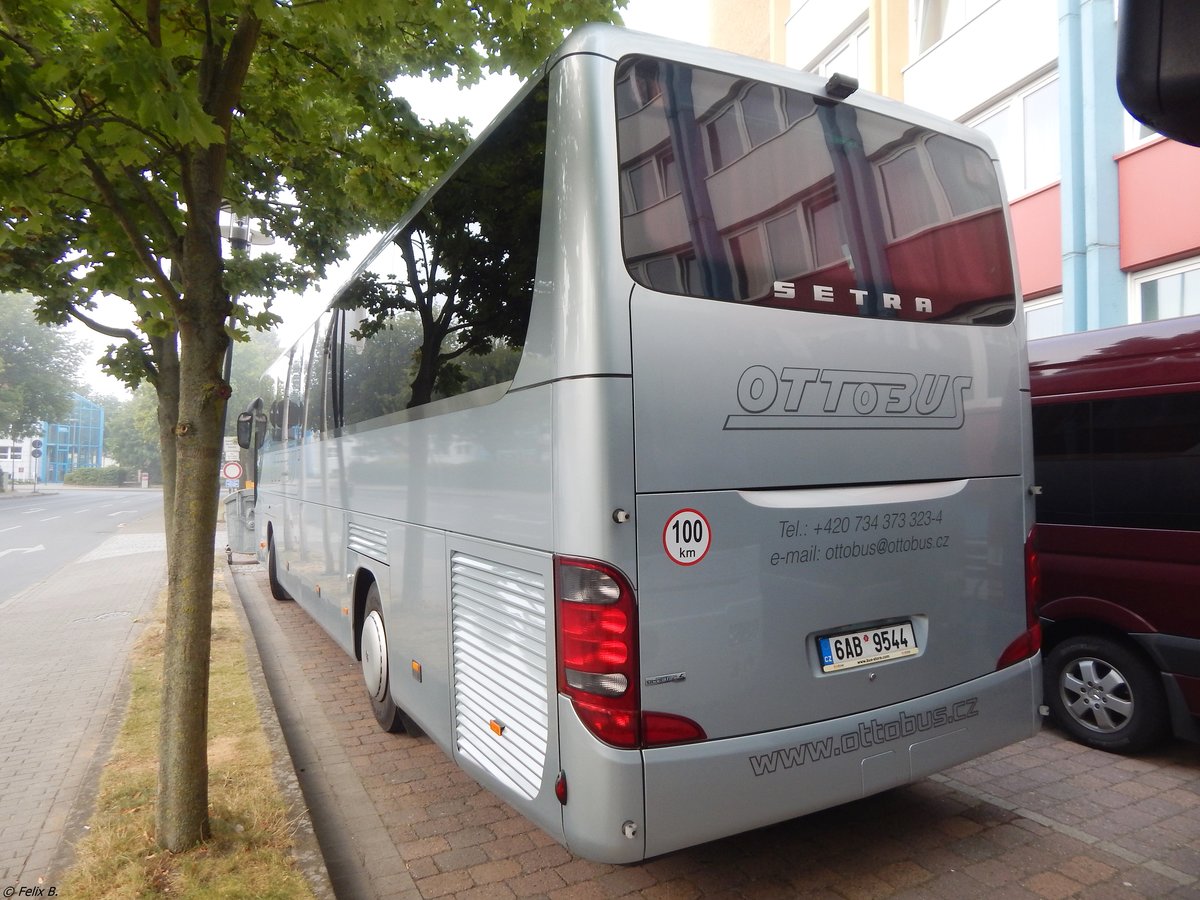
[221, 460, 243, 481]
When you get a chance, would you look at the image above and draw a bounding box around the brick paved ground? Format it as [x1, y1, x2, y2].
[235, 567, 1200, 900]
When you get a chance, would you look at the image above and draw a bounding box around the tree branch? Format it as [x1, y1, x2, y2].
[0, 1, 46, 67]
[65, 305, 141, 343]
[146, 0, 161, 47]
[79, 153, 182, 307]
[211, 12, 261, 134]
[108, 0, 151, 42]
[278, 39, 342, 79]
[125, 164, 184, 258]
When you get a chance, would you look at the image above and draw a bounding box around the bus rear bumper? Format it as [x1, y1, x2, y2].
[640, 657, 1040, 859]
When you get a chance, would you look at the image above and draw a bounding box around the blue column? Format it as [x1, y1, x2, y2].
[1059, 0, 1125, 332]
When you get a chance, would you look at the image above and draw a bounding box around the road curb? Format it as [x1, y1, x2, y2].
[222, 556, 338, 900]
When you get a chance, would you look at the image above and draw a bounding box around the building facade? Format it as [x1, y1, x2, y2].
[38, 392, 105, 483]
[0, 436, 32, 486]
[707, 0, 1200, 337]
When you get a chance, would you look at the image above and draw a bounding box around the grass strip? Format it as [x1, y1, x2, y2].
[59, 565, 317, 899]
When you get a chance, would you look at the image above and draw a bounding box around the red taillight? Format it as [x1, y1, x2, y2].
[556, 557, 641, 748]
[997, 526, 1042, 669]
[555, 556, 706, 751]
[1025, 525, 1041, 621]
[643, 711, 707, 746]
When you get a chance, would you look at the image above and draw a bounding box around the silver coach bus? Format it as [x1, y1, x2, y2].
[247, 25, 1041, 862]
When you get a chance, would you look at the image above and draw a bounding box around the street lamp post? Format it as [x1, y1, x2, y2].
[217, 207, 273, 498]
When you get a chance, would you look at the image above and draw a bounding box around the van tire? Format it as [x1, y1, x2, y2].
[266, 533, 292, 601]
[361, 584, 408, 733]
[1045, 635, 1168, 754]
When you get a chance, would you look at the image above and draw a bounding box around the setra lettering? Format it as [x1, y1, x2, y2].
[772, 281, 934, 314]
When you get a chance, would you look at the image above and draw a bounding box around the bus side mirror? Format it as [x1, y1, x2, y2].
[1117, 0, 1200, 146]
[236, 412, 255, 450]
[236, 410, 266, 450]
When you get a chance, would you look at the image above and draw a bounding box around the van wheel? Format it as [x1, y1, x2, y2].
[1045, 635, 1168, 754]
[360, 584, 407, 733]
[266, 533, 292, 601]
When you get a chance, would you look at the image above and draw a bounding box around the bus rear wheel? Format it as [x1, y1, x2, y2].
[361, 584, 409, 734]
[1045, 635, 1168, 754]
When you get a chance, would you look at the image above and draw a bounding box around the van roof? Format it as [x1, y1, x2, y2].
[1028, 314, 1200, 397]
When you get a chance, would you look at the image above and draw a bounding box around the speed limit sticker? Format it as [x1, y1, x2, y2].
[663, 509, 711, 566]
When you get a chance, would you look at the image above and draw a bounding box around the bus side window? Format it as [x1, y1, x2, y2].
[303, 312, 333, 440]
[285, 326, 314, 446]
[268, 400, 286, 444]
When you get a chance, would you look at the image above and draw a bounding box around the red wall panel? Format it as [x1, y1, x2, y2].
[1118, 138, 1200, 271]
[1010, 183, 1062, 299]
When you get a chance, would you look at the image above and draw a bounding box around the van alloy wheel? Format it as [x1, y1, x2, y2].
[1045, 635, 1168, 754]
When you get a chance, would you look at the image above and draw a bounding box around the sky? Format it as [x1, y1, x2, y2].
[72, 0, 713, 398]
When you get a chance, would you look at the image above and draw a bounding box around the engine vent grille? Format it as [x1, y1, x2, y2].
[347, 522, 388, 564]
[450, 552, 549, 800]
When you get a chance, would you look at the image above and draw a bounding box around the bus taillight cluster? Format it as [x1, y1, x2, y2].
[555, 557, 704, 750]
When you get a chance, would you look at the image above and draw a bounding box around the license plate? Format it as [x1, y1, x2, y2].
[818, 622, 918, 672]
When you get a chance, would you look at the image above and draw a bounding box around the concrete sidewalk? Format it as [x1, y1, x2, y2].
[0, 510, 166, 889]
[229, 563, 1200, 899]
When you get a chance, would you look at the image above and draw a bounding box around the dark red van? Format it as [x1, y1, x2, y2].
[1029, 315, 1200, 753]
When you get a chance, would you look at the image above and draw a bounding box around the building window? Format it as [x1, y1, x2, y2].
[616, 57, 664, 117]
[1131, 258, 1200, 323]
[703, 80, 809, 174]
[1024, 295, 1064, 339]
[705, 104, 744, 172]
[971, 75, 1060, 197]
[728, 227, 771, 300]
[914, 0, 994, 54]
[880, 146, 941, 237]
[1123, 111, 1159, 150]
[625, 152, 681, 212]
[814, 19, 873, 86]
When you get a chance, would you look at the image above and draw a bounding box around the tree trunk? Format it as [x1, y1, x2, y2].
[151, 333, 180, 553]
[154, 190, 230, 851]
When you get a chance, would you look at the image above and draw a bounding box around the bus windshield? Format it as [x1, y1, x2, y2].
[616, 56, 1015, 325]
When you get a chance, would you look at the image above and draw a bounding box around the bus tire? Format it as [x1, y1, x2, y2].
[266, 533, 292, 601]
[361, 583, 406, 733]
[1045, 635, 1168, 754]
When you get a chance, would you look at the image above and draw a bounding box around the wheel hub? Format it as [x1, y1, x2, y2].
[1063, 656, 1132, 734]
[361, 610, 388, 701]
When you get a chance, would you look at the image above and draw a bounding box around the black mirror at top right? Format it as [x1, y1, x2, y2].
[1117, 0, 1200, 147]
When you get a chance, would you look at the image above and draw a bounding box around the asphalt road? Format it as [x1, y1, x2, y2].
[0, 486, 163, 607]
[0, 485, 167, 888]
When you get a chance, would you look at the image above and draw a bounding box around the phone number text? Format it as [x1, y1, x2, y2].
[778, 508, 944, 539]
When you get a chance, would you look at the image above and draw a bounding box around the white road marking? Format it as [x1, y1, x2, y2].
[0, 545, 45, 559]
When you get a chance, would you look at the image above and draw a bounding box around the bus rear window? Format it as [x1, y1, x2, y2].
[615, 56, 1015, 325]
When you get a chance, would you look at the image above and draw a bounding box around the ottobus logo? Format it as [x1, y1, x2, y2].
[725, 365, 972, 431]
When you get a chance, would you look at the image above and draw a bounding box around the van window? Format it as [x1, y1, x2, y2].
[1033, 392, 1200, 530]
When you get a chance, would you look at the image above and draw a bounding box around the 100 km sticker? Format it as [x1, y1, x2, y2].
[663, 509, 711, 566]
